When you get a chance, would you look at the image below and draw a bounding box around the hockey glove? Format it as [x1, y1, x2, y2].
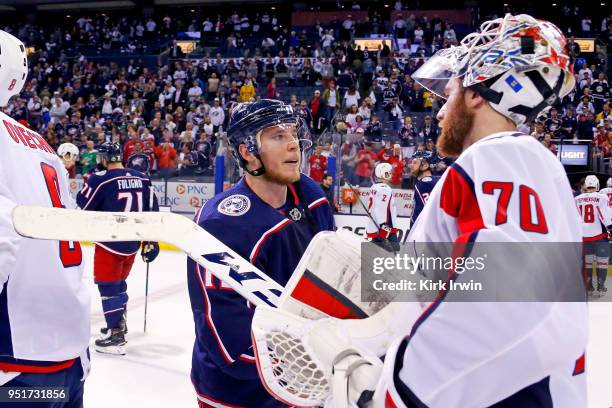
[141, 241, 160, 263]
[379, 224, 392, 239]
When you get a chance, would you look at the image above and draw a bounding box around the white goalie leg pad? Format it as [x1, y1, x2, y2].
[252, 305, 382, 407]
[279, 230, 398, 320]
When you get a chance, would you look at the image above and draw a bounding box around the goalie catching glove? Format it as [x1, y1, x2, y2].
[141, 241, 159, 263]
[251, 305, 383, 407]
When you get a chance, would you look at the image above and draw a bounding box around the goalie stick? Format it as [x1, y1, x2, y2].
[12, 205, 283, 308]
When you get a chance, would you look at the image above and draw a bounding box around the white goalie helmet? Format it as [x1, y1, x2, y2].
[585, 175, 599, 191]
[0, 30, 28, 107]
[412, 14, 575, 125]
[374, 162, 393, 181]
[57, 143, 80, 163]
[607, 177, 612, 188]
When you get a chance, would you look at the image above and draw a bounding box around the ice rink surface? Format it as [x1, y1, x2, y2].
[81, 246, 612, 408]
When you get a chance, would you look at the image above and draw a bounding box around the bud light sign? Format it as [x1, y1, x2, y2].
[555, 144, 589, 166]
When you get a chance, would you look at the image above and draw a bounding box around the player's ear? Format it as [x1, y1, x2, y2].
[465, 87, 486, 109]
[238, 143, 255, 166]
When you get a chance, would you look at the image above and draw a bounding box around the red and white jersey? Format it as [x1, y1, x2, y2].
[575, 192, 611, 241]
[597, 187, 612, 210]
[365, 182, 398, 238]
[0, 111, 89, 380]
[373, 132, 587, 407]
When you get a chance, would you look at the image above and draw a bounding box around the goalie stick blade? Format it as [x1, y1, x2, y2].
[12, 205, 283, 307]
[12, 205, 186, 242]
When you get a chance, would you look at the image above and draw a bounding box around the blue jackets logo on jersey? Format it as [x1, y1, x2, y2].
[217, 194, 251, 216]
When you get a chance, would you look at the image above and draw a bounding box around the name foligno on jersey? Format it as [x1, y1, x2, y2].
[117, 178, 144, 190]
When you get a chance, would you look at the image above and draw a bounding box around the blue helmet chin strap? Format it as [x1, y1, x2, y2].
[247, 153, 266, 177]
[235, 144, 266, 177]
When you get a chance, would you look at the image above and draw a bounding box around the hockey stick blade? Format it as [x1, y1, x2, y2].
[12, 205, 282, 307]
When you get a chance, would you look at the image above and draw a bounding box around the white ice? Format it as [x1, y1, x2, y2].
[82, 246, 612, 407]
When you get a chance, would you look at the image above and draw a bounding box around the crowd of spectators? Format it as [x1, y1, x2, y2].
[3, 13, 181, 58]
[0, 4, 610, 188]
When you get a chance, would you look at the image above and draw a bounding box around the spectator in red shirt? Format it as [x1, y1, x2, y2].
[154, 130, 178, 179]
[377, 142, 404, 187]
[388, 144, 405, 187]
[308, 144, 328, 182]
[310, 90, 322, 132]
[376, 141, 394, 162]
[601, 130, 612, 158]
[593, 123, 607, 148]
[354, 142, 377, 186]
[266, 78, 277, 99]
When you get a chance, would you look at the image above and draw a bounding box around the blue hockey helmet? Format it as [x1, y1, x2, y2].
[126, 153, 150, 174]
[411, 150, 434, 165]
[227, 99, 312, 176]
[97, 142, 122, 164]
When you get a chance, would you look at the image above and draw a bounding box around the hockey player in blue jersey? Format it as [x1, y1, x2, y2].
[409, 150, 440, 225]
[186, 99, 335, 407]
[76, 142, 160, 355]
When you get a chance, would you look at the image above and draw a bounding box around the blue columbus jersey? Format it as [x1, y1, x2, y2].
[187, 174, 335, 407]
[76, 168, 158, 255]
[411, 175, 440, 225]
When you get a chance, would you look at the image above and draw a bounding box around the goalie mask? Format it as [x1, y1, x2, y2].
[57, 142, 79, 165]
[412, 14, 575, 125]
[227, 99, 312, 176]
[0, 30, 28, 107]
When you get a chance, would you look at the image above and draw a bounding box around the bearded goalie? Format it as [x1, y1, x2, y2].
[251, 14, 588, 408]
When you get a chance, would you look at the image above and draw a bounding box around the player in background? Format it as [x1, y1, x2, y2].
[575, 175, 612, 295]
[599, 177, 612, 208]
[409, 150, 440, 225]
[365, 162, 399, 247]
[126, 142, 152, 175]
[76, 142, 159, 355]
[254, 14, 589, 407]
[186, 99, 334, 407]
[600, 178, 612, 268]
[0, 30, 90, 406]
[57, 142, 80, 178]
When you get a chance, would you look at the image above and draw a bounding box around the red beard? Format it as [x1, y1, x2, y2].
[437, 91, 474, 158]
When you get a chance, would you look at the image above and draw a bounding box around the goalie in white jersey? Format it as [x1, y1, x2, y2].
[250, 14, 589, 408]
[0, 31, 90, 406]
[575, 175, 611, 295]
[366, 162, 399, 247]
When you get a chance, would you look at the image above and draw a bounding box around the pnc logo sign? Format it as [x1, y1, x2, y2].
[190, 196, 201, 207]
[176, 184, 186, 194]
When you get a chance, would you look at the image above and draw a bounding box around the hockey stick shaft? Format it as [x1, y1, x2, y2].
[144, 263, 149, 333]
[348, 184, 380, 227]
[143, 186, 155, 333]
[12, 206, 283, 307]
